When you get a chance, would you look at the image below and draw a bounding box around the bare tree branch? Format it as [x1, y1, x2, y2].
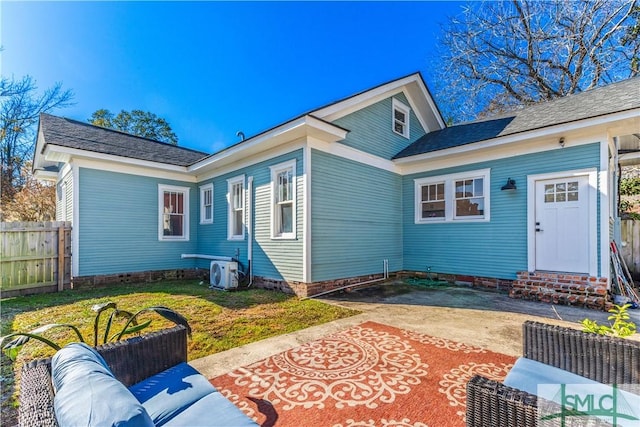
[429, 0, 639, 122]
[0, 75, 73, 203]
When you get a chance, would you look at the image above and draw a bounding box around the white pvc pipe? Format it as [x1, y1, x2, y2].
[302, 277, 387, 300]
[303, 259, 390, 300]
[181, 254, 234, 261]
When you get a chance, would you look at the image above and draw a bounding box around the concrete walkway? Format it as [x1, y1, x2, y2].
[191, 282, 639, 378]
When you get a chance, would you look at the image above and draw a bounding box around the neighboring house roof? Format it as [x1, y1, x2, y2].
[38, 113, 209, 166]
[394, 77, 640, 159]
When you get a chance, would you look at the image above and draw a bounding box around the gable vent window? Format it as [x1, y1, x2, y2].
[392, 98, 410, 139]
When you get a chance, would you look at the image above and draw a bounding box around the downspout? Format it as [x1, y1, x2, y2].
[247, 176, 254, 287]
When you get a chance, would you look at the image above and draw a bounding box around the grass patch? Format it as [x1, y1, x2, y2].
[0, 280, 359, 424]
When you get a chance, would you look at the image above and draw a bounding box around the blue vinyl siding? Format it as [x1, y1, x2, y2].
[332, 93, 426, 160]
[77, 168, 198, 276]
[196, 150, 304, 282]
[403, 143, 601, 279]
[56, 171, 73, 222]
[311, 149, 402, 282]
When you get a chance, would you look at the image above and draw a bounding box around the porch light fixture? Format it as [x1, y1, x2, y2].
[501, 178, 517, 191]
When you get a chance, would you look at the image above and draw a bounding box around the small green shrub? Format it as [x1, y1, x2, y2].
[620, 177, 640, 196]
[580, 303, 637, 338]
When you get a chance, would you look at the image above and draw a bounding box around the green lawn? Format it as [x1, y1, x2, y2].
[0, 280, 359, 423]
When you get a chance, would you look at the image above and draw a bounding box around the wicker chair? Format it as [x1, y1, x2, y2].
[18, 325, 188, 427]
[466, 321, 640, 427]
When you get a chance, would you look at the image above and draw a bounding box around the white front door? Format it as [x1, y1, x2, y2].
[535, 176, 590, 273]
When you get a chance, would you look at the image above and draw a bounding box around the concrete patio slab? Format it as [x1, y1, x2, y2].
[190, 282, 640, 379]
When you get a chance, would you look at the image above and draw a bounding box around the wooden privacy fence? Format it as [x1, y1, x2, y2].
[0, 221, 72, 297]
[620, 219, 640, 279]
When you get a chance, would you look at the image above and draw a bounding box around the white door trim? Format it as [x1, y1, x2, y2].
[527, 168, 598, 276]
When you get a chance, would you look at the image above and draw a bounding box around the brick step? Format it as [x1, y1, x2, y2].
[510, 271, 608, 310]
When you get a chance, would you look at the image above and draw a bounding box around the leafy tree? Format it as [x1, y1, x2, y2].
[620, 177, 640, 196]
[0, 163, 56, 222]
[1, 75, 73, 204]
[89, 109, 178, 145]
[431, 0, 639, 122]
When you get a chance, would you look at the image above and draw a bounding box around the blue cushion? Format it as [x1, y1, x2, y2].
[129, 362, 217, 426]
[162, 391, 259, 427]
[52, 342, 112, 389]
[504, 357, 595, 395]
[505, 357, 640, 422]
[52, 343, 154, 427]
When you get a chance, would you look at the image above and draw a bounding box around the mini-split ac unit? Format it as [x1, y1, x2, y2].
[209, 260, 238, 290]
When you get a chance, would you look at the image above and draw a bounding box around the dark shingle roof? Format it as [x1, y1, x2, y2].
[394, 77, 640, 159]
[39, 113, 209, 166]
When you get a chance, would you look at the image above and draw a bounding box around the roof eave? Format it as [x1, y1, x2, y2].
[313, 72, 446, 133]
[189, 115, 348, 173]
[394, 108, 640, 165]
[33, 168, 59, 181]
[42, 144, 192, 173]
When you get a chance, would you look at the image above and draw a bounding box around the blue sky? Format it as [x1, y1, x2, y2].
[2, 1, 465, 153]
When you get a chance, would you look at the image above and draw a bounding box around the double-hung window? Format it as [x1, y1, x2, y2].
[158, 184, 190, 240]
[420, 182, 445, 219]
[200, 183, 213, 224]
[227, 175, 245, 240]
[455, 178, 485, 218]
[415, 169, 490, 223]
[392, 98, 410, 138]
[270, 160, 296, 239]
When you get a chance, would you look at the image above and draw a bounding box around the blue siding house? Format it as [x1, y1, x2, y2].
[33, 73, 640, 307]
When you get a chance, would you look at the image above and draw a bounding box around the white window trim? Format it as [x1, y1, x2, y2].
[414, 168, 491, 223]
[392, 98, 410, 139]
[227, 175, 245, 240]
[158, 184, 190, 241]
[270, 159, 297, 240]
[199, 183, 214, 225]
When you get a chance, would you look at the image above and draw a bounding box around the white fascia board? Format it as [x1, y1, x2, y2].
[314, 74, 420, 119]
[33, 127, 48, 170]
[195, 141, 306, 182]
[307, 137, 401, 174]
[399, 129, 610, 176]
[33, 169, 58, 181]
[71, 158, 197, 183]
[306, 115, 350, 140]
[619, 151, 640, 166]
[404, 77, 446, 130]
[395, 109, 640, 168]
[189, 115, 347, 175]
[313, 73, 444, 133]
[43, 144, 191, 174]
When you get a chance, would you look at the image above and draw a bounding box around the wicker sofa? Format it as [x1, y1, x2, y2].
[18, 325, 257, 426]
[466, 321, 640, 427]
